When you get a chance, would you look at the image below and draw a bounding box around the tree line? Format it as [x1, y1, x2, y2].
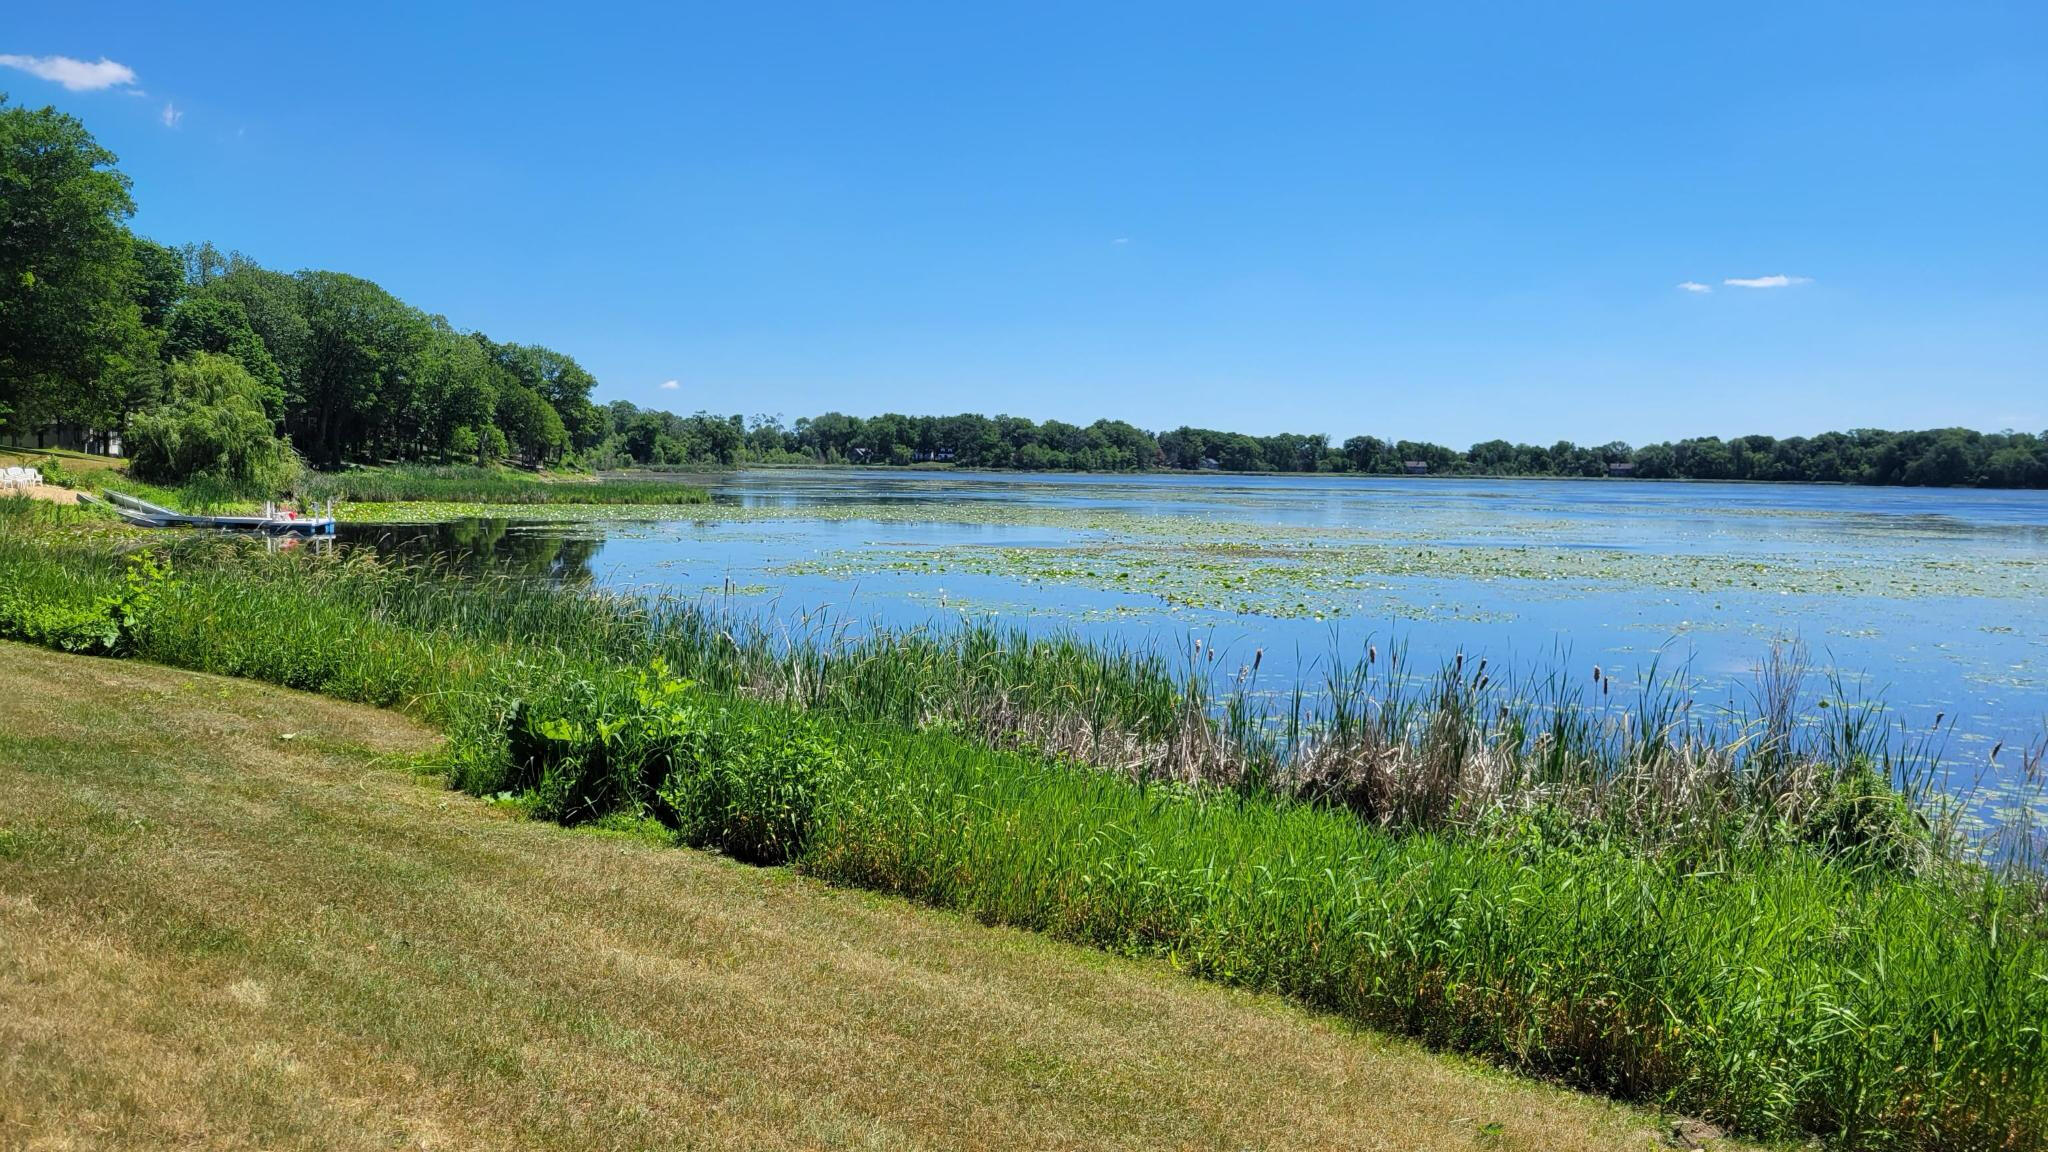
[6, 94, 2045, 491]
[601, 406, 2048, 488]
[2, 95, 602, 486]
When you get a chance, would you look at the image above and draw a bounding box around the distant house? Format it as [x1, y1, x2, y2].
[1198, 456, 1221, 471]
[1, 423, 121, 457]
[1402, 460, 1429, 475]
[849, 446, 873, 463]
[1607, 462, 1636, 477]
[910, 448, 956, 463]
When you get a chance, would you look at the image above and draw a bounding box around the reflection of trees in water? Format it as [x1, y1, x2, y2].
[338, 520, 599, 583]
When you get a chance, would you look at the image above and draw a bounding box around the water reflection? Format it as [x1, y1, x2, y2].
[336, 519, 602, 582]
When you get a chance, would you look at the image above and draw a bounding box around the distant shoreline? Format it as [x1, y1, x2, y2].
[600, 459, 2044, 491]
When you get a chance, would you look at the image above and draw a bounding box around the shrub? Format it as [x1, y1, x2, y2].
[663, 707, 844, 864]
[0, 549, 169, 655]
[506, 661, 713, 824]
[1807, 764, 1932, 872]
[500, 658, 844, 863]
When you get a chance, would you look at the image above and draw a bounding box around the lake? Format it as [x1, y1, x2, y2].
[343, 469, 2048, 792]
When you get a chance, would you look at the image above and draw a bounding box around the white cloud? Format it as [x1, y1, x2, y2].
[659, 379, 679, 390]
[0, 53, 139, 92]
[160, 102, 182, 128]
[1677, 281, 1712, 294]
[1112, 237, 1130, 245]
[1723, 274, 1812, 289]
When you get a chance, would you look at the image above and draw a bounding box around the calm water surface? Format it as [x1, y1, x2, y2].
[346, 470, 2048, 781]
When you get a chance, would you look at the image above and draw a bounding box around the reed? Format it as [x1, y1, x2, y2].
[3, 498, 2042, 1149]
[294, 464, 709, 506]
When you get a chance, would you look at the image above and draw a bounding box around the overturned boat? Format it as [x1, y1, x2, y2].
[84, 490, 337, 536]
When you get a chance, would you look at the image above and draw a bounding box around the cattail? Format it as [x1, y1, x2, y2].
[1367, 644, 1377, 665]
[1602, 677, 1610, 696]
[1592, 664, 1602, 684]
[1992, 741, 2004, 761]
[1934, 712, 1945, 729]
[1455, 652, 1464, 674]
[1253, 648, 1263, 671]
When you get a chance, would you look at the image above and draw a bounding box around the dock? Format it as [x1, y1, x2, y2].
[83, 491, 337, 536]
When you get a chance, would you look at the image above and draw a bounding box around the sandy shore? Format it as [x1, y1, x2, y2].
[7, 483, 80, 505]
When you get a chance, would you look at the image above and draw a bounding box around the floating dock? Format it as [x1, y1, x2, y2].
[84, 491, 337, 536]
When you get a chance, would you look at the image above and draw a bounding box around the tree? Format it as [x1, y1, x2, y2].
[163, 296, 286, 417]
[1215, 433, 1269, 471]
[294, 270, 428, 464]
[193, 261, 311, 420]
[0, 95, 142, 436]
[483, 339, 602, 453]
[130, 236, 185, 328]
[496, 384, 567, 464]
[1341, 435, 1391, 473]
[1086, 419, 1157, 470]
[1983, 441, 2046, 488]
[126, 352, 297, 489]
[1631, 442, 1676, 479]
[412, 321, 499, 459]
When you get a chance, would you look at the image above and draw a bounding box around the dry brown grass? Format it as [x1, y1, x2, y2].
[0, 641, 1725, 1151]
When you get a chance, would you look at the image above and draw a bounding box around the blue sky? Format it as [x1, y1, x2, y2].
[5, 2, 2044, 444]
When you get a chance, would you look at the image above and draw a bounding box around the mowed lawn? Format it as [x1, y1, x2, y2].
[0, 642, 1710, 1151]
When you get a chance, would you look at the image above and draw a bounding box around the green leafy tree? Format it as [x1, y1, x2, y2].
[163, 295, 286, 417]
[413, 321, 500, 459]
[0, 95, 142, 436]
[496, 384, 568, 464]
[127, 352, 297, 489]
[294, 270, 428, 464]
[191, 260, 311, 419]
[130, 236, 185, 329]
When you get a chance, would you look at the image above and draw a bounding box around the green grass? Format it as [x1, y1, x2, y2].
[1, 642, 1700, 1151]
[1, 497, 2042, 1150]
[297, 464, 709, 507]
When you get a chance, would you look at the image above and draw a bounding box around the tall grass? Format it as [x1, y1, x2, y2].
[3, 497, 2043, 1150]
[295, 464, 709, 506]
[809, 731, 2045, 1147]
